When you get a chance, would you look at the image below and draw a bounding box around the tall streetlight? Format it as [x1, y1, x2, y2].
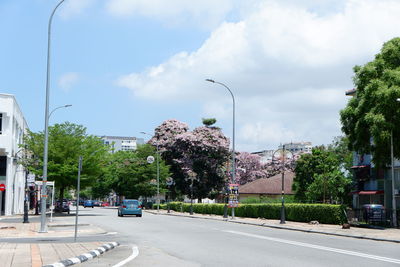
[141, 132, 160, 212]
[206, 79, 236, 218]
[40, 0, 67, 233]
[272, 145, 292, 224]
[40, 96, 71, 234]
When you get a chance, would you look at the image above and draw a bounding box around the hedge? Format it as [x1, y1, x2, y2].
[153, 202, 347, 224]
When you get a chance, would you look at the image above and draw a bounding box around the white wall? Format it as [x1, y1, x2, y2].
[0, 94, 28, 215]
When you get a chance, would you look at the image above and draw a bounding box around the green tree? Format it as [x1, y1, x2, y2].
[202, 118, 217, 127]
[340, 37, 400, 167]
[150, 120, 230, 201]
[23, 122, 109, 200]
[107, 144, 170, 199]
[292, 148, 351, 203]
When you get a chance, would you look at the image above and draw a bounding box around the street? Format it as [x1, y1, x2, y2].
[74, 207, 400, 267]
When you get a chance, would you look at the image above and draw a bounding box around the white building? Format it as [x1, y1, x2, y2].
[0, 94, 28, 216]
[99, 136, 144, 153]
[278, 142, 312, 154]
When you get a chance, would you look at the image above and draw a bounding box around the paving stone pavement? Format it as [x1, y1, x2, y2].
[0, 214, 115, 267]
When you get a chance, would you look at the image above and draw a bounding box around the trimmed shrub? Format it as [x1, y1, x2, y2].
[161, 202, 346, 224]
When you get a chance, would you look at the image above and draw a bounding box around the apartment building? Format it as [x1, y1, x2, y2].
[99, 136, 144, 153]
[0, 94, 28, 215]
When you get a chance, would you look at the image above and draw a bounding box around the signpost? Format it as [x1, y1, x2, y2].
[228, 184, 239, 209]
[166, 177, 174, 213]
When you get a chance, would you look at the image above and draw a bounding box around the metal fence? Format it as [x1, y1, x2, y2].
[347, 208, 399, 227]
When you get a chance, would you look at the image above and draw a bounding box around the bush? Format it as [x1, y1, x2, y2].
[161, 202, 346, 224]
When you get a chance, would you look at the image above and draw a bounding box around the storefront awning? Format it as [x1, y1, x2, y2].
[350, 190, 384, 195]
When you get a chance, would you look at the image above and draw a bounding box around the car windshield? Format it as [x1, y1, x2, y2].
[125, 200, 139, 205]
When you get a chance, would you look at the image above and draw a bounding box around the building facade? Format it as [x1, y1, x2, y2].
[99, 136, 144, 153]
[0, 94, 28, 216]
[252, 142, 312, 163]
[278, 142, 312, 154]
[345, 89, 400, 211]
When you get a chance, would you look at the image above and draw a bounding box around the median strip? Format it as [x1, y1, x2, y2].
[42, 242, 119, 267]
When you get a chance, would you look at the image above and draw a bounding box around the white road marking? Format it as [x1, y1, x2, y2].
[224, 230, 400, 265]
[112, 245, 139, 267]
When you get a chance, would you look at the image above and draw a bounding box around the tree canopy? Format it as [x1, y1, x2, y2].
[150, 119, 230, 200]
[236, 152, 266, 185]
[23, 122, 109, 200]
[340, 37, 400, 167]
[104, 144, 170, 199]
[292, 143, 352, 204]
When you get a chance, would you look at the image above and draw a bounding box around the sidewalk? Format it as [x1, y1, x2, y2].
[0, 214, 117, 267]
[146, 209, 400, 243]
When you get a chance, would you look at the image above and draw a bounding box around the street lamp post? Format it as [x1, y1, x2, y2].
[141, 132, 160, 212]
[280, 145, 286, 224]
[272, 144, 293, 224]
[23, 145, 29, 224]
[206, 79, 236, 218]
[40, 0, 67, 233]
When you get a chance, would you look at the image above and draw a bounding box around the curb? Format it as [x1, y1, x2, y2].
[145, 211, 400, 244]
[42, 242, 119, 267]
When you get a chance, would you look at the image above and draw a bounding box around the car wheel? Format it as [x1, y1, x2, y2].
[137, 214, 142, 217]
[68, 211, 70, 215]
[120, 213, 123, 217]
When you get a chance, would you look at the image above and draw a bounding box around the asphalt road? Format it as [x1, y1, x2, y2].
[72, 207, 400, 267]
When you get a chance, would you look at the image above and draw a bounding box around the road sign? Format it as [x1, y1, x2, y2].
[147, 156, 155, 164]
[0, 184, 5, 192]
[27, 174, 35, 183]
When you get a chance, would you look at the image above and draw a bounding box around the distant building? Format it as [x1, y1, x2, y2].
[0, 94, 28, 216]
[252, 150, 275, 163]
[99, 136, 145, 153]
[252, 142, 312, 163]
[278, 142, 312, 154]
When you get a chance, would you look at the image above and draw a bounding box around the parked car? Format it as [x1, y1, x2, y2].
[118, 199, 142, 217]
[54, 199, 70, 214]
[84, 200, 94, 208]
[101, 202, 110, 207]
[362, 204, 385, 222]
[93, 200, 100, 207]
[79, 199, 84, 206]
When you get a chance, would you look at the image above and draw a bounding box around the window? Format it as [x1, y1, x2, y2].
[0, 156, 6, 176]
[0, 113, 2, 134]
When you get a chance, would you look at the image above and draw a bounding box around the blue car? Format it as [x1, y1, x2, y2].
[118, 199, 142, 217]
[84, 200, 94, 208]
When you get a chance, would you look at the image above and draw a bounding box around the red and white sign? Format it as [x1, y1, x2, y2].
[0, 184, 5, 192]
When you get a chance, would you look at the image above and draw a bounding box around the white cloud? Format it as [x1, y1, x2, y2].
[105, 0, 234, 29]
[116, 0, 400, 151]
[58, 72, 79, 92]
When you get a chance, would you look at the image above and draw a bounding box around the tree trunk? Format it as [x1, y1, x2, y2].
[198, 198, 202, 203]
[59, 187, 65, 201]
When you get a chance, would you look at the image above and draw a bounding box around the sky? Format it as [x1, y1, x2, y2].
[2, 0, 400, 152]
